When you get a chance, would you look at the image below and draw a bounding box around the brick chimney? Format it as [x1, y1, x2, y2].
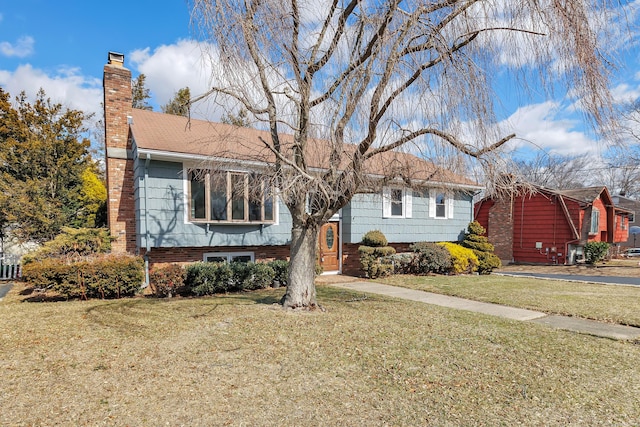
[103, 52, 136, 253]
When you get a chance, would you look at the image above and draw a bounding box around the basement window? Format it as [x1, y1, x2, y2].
[203, 252, 254, 263]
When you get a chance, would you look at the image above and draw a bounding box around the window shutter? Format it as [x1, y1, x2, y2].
[447, 196, 454, 219]
[382, 187, 391, 218]
[428, 189, 435, 218]
[405, 190, 412, 218]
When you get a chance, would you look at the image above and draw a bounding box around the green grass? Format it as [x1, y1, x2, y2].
[2, 282, 640, 425]
[378, 274, 640, 327]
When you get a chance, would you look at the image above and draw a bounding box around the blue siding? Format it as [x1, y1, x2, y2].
[135, 159, 475, 249]
[343, 191, 472, 244]
[136, 159, 292, 248]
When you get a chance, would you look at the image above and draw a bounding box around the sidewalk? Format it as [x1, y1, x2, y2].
[327, 280, 640, 340]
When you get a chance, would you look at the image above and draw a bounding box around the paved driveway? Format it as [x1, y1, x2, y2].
[496, 272, 640, 286]
[0, 283, 13, 299]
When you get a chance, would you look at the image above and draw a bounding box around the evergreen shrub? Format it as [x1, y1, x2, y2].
[268, 260, 289, 287]
[359, 238, 396, 278]
[23, 227, 113, 264]
[461, 221, 501, 274]
[409, 242, 452, 274]
[22, 254, 144, 299]
[584, 241, 609, 264]
[361, 230, 388, 247]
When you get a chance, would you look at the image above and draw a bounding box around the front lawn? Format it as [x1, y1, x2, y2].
[378, 274, 640, 327]
[2, 282, 640, 425]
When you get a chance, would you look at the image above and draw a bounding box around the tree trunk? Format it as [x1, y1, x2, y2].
[282, 222, 320, 309]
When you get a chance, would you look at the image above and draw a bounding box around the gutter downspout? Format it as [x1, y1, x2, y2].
[143, 153, 151, 288]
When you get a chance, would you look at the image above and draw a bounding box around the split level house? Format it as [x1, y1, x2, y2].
[103, 52, 482, 279]
[474, 184, 632, 265]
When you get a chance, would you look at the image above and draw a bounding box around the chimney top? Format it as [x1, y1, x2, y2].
[108, 51, 125, 67]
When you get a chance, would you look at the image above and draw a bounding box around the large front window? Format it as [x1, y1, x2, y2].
[189, 170, 275, 223]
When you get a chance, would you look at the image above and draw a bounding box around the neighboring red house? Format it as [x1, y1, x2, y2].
[475, 185, 632, 264]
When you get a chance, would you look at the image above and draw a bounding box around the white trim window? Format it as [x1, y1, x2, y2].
[204, 251, 254, 263]
[383, 187, 412, 218]
[589, 209, 600, 235]
[188, 169, 276, 224]
[429, 190, 454, 219]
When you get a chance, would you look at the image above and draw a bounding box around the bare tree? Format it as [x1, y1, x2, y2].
[190, 0, 619, 309]
[514, 153, 592, 189]
[603, 99, 640, 198]
[599, 146, 640, 198]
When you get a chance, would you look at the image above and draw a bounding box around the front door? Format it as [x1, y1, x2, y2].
[319, 222, 339, 272]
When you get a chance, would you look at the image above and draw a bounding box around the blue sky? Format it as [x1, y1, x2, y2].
[1, 1, 640, 162]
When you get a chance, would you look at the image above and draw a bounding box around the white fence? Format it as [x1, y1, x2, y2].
[0, 255, 21, 280]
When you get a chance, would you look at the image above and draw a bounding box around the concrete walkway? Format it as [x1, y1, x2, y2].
[330, 281, 640, 340]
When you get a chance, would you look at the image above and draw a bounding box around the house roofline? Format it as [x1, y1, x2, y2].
[136, 147, 484, 192]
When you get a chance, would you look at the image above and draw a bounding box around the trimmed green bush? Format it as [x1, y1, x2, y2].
[186, 262, 234, 296]
[149, 264, 187, 297]
[385, 253, 415, 274]
[185, 261, 280, 295]
[461, 221, 501, 274]
[409, 242, 452, 274]
[361, 230, 388, 247]
[268, 260, 289, 288]
[359, 245, 396, 278]
[21, 258, 68, 291]
[232, 262, 275, 291]
[438, 242, 478, 274]
[584, 241, 609, 264]
[22, 254, 144, 299]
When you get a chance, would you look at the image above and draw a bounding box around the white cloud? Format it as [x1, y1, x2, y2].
[501, 101, 599, 157]
[0, 64, 102, 117]
[129, 40, 214, 115]
[0, 36, 35, 58]
[611, 82, 640, 104]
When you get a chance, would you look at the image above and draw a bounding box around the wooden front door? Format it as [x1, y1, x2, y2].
[319, 222, 340, 272]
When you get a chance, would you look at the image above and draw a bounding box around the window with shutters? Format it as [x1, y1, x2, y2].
[429, 190, 454, 219]
[382, 187, 412, 218]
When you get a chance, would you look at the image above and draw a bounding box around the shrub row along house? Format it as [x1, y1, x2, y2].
[103, 52, 482, 281]
[475, 184, 633, 264]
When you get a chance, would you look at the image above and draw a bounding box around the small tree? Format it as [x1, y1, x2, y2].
[461, 221, 501, 274]
[0, 88, 102, 242]
[162, 87, 191, 117]
[221, 107, 251, 127]
[132, 74, 153, 110]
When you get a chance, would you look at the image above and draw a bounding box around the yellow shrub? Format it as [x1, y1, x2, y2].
[438, 242, 478, 274]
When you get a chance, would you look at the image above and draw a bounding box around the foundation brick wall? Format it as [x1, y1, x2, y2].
[487, 198, 514, 262]
[143, 245, 291, 269]
[103, 58, 136, 253]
